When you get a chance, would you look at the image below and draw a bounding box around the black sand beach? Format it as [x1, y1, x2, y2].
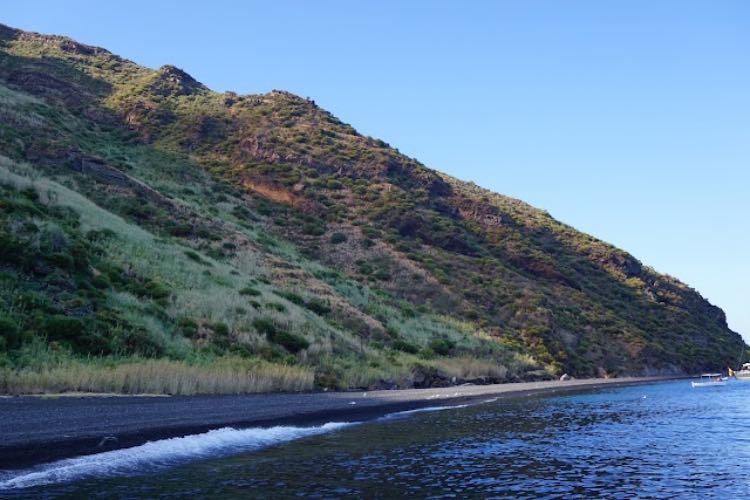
[0, 377, 675, 469]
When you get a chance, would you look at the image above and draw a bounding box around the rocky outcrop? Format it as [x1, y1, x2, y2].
[146, 65, 208, 97]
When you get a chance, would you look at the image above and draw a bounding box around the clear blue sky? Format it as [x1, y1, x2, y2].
[4, 1, 749, 341]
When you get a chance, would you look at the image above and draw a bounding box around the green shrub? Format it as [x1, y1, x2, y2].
[252, 318, 278, 336]
[305, 298, 331, 316]
[212, 322, 231, 349]
[239, 286, 261, 296]
[374, 269, 391, 281]
[356, 261, 373, 275]
[253, 318, 310, 353]
[91, 273, 112, 289]
[213, 322, 230, 336]
[393, 339, 419, 354]
[265, 302, 287, 312]
[267, 330, 309, 353]
[0, 318, 20, 350]
[275, 291, 304, 305]
[302, 223, 325, 236]
[362, 227, 381, 238]
[428, 338, 456, 356]
[166, 222, 192, 237]
[184, 250, 212, 266]
[46, 252, 74, 270]
[178, 317, 198, 337]
[326, 179, 343, 190]
[196, 227, 220, 240]
[42, 315, 84, 340]
[143, 279, 172, 300]
[330, 232, 347, 244]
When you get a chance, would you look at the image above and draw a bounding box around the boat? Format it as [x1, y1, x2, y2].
[729, 363, 750, 381]
[691, 373, 726, 388]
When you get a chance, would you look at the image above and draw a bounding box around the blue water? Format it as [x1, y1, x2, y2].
[2, 380, 749, 498]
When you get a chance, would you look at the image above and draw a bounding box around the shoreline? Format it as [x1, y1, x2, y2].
[0, 376, 680, 470]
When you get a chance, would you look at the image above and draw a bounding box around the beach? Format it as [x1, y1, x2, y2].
[0, 376, 676, 469]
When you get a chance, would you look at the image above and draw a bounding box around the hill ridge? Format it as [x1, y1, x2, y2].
[0, 23, 744, 393]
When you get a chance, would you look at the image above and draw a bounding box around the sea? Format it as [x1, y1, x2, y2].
[1, 379, 749, 498]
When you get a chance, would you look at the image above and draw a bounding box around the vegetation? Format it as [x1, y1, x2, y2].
[0, 23, 744, 394]
[0, 356, 314, 395]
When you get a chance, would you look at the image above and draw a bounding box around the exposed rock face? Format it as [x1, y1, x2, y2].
[58, 39, 98, 56]
[147, 65, 208, 97]
[605, 253, 643, 277]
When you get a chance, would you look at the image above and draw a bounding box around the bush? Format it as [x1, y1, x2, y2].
[0, 318, 20, 350]
[211, 322, 231, 349]
[326, 179, 344, 190]
[330, 232, 347, 244]
[91, 274, 112, 289]
[252, 318, 309, 353]
[252, 318, 277, 336]
[42, 315, 84, 340]
[275, 291, 304, 305]
[302, 223, 325, 236]
[178, 317, 198, 337]
[239, 286, 261, 296]
[265, 302, 286, 312]
[268, 330, 310, 353]
[143, 279, 172, 300]
[362, 227, 381, 238]
[213, 322, 230, 336]
[428, 338, 456, 356]
[374, 269, 391, 281]
[166, 222, 192, 237]
[305, 298, 331, 316]
[184, 250, 212, 266]
[196, 228, 221, 241]
[356, 261, 373, 275]
[393, 339, 419, 354]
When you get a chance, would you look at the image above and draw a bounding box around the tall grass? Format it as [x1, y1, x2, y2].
[431, 357, 509, 380]
[0, 358, 314, 395]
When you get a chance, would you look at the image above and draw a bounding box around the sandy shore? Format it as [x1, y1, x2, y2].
[0, 376, 677, 469]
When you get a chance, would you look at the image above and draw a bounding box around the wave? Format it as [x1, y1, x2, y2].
[0, 402, 473, 491]
[0, 422, 350, 491]
[376, 403, 469, 421]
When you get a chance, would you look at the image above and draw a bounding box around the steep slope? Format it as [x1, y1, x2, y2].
[0, 24, 744, 393]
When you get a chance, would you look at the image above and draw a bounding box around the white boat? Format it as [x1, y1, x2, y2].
[691, 373, 726, 388]
[730, 363, 750, 381]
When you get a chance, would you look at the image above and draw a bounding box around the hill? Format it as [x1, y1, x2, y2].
[0, 24, 744, 394]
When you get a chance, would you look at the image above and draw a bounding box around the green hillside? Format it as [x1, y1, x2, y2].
[0, 24, 744, 394]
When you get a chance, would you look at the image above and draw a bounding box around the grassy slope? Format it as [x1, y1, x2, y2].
[0, 24, 745, 393]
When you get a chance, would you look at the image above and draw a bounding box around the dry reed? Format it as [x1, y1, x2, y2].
[0, 358, 314, 395]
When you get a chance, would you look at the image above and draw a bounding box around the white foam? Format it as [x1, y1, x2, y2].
[377, 403, 469, 421]
[0, 401, 475, 490]
[0, 422, 350, 490]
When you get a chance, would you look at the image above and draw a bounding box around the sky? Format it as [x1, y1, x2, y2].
[3, 1, 749, 340]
